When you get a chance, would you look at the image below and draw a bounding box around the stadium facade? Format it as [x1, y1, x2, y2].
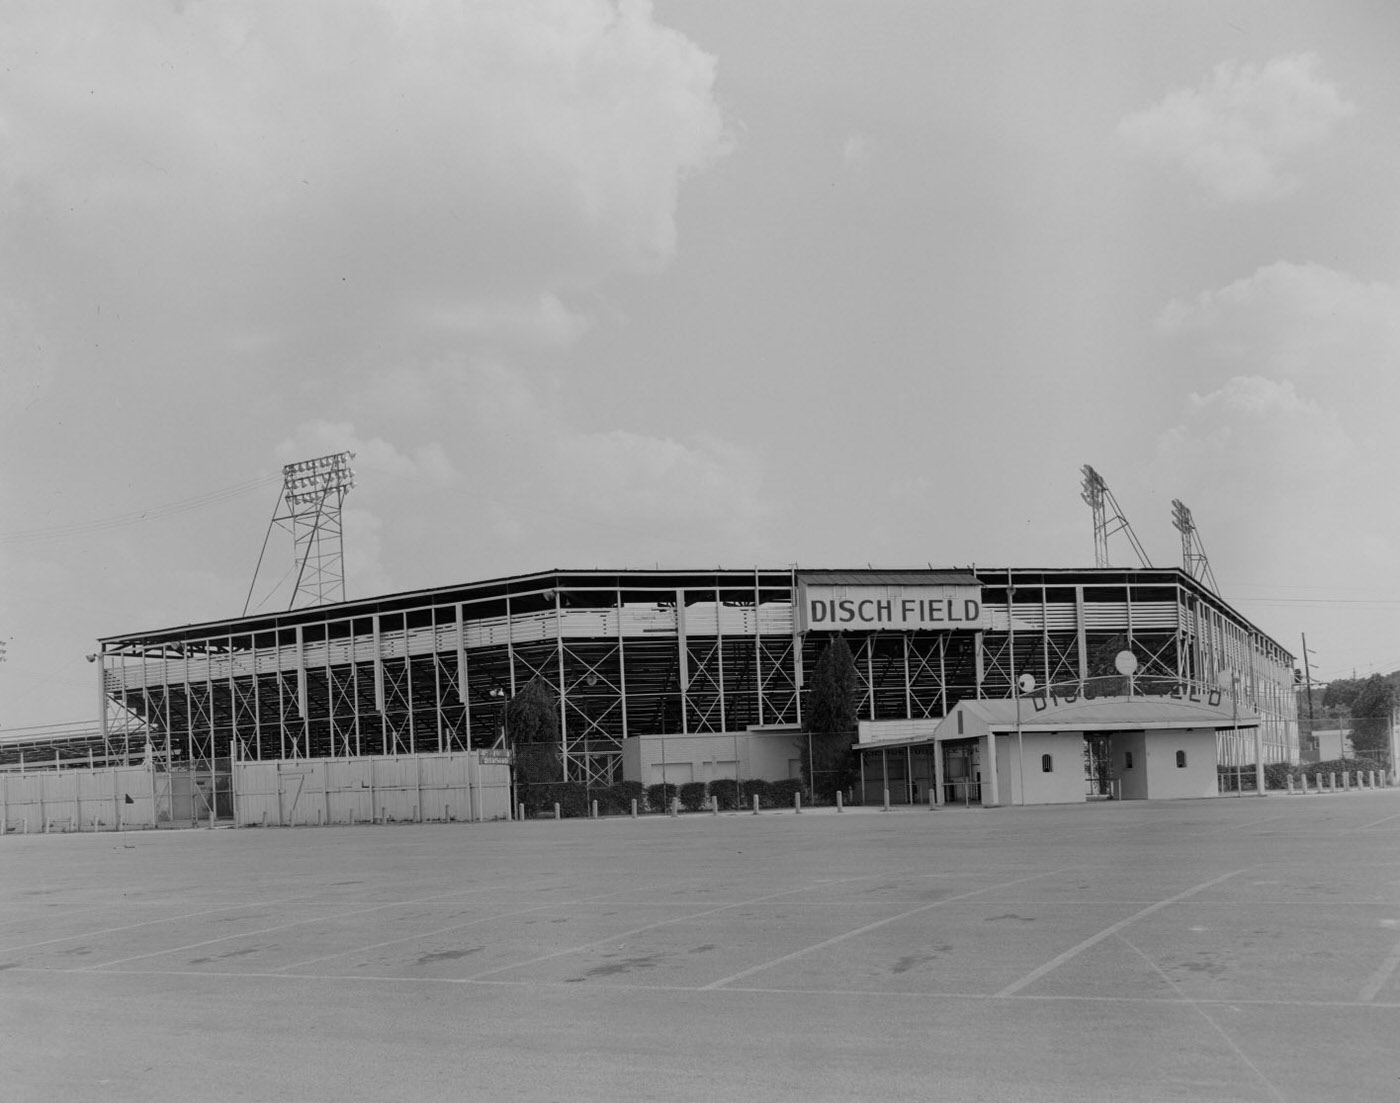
[91, 566, 1298, 806]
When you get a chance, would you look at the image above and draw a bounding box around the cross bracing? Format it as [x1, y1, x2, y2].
[74, 567, 1299, 779]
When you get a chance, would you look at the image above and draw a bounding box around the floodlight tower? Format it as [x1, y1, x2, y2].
[1079, 465, 1153, 569]
[244, 452, 356, 614]
[1171, 499, 1219, 593]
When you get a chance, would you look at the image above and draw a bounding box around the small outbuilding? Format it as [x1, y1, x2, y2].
[855, 690, 1260, 806]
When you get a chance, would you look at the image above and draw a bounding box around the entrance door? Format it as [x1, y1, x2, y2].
[942, 742, 981, 805]
[1084, 735, 1116, 799]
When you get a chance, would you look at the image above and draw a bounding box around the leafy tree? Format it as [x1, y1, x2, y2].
[1321, 678, 1362, 714]
[504, 678, 562, 810]
[801, 635, 860, 800]
[1349, 674, 1395, 758]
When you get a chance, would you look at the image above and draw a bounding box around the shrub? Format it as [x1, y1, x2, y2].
[709, 778, 740, 810]
[1297, 758, 1386, 787]
[646, 782, 678, 814]
[522, 781, 591, 817]
[768, 777, 807, 806]
[740, 778, 772, 808]
[1263, 762, 1295, 790]
[589, 785, 624, 816]
[609, 780, 645, 814]
[678, 781, 708, 812]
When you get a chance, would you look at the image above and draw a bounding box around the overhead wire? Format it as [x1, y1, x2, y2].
[0, 473, 282, 545]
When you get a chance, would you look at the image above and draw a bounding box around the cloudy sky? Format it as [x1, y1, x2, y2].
[3, 0, 1398, 731]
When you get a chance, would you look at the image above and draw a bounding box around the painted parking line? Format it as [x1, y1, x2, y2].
[460, 864, 1029, 984]
[1189, 815, 1285, 835]
[697, 867, 1079, 991]
[1115, 933, 1287, 1103]
[1349, 811, 1400, 833]
[0, 900, 296, 956]
[994, 869, 1247, 998]
[273, 889, 639, 972]
[1357, 934, 1400, 1003]
[73, 884, 536, 972]
[26, 965, 1400, 1009]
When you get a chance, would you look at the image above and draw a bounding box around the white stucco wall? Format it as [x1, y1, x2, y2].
[1143, 728, 1218, 799]
[997, 732, 1087, 805]
[1113, 731, 1150, 800]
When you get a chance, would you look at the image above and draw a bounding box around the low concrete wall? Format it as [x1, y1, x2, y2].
[622, 731, 803, 787]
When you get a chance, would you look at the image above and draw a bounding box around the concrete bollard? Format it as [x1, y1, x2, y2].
[517, 802, 525, 821]
[445, 804, 451, 823]
[711, 795, 718, 815]
[1299, 774, 1308, 794]
[794, 793, 802, 814]
[671, 797, 679, 817]
[1329, 772, 1337, 792]
[883, 788, 890, 812]
[631, 798, 638, 819]
[554, 802, 561, 820]
[1286, 775, 1295, 793]
[591, 800, 598, 819]
[752, 793, 760, 815]
[836, 791, 843, 812]
[1371, 770, 1378, 788]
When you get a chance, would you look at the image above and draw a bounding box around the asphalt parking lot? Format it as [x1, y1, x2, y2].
[3, 791, 1399, 1102]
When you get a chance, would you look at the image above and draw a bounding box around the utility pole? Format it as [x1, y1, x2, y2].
[1301, 634, 1316, 757]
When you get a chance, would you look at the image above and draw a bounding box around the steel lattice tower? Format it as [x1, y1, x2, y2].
[1171, 498, 1219, 593]
[1079, 464, 1153, 569]
[244, 452, 357, 614]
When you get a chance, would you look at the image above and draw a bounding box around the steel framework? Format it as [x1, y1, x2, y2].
[244, 452, 357, 616]
[1172, 498, 1219, 593]
[87, 567, 1299, 785]
[1080, 464, 1153, 569]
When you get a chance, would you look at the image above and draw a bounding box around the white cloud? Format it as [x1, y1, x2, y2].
[419, 293, 592, 346]
[0, 0, 730, 355]
[841, 133, 871, 169]
[1119, 53, 1354, 203]
[1151, 375, 1369, 584]
[1155, 262, 1400, 425]
[275, 421, 456, 487]
[346, 358, 772, 563]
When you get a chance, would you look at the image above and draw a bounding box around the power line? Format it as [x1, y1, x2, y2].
[0, 474, 281, 545]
